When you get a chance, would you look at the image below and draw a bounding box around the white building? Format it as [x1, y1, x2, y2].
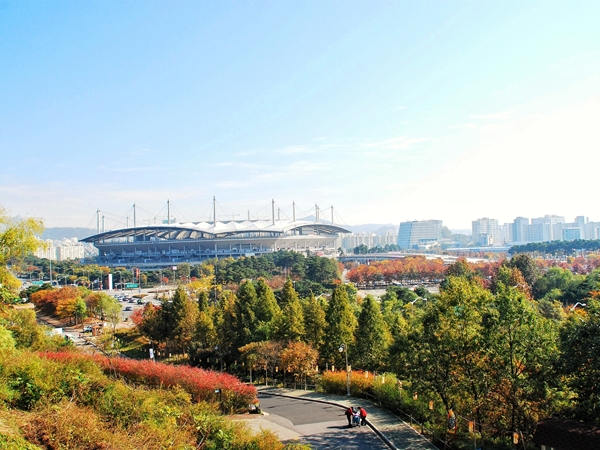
[472, 218, 501, 246]
[341, 232, 377, 251]
[34, 238, 87, 261]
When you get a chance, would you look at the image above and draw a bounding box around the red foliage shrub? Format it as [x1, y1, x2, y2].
[39, 352, 256, 412]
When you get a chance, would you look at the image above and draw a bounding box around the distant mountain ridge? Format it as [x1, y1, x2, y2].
[346, 224, 397, 235]
[298, 216, 396, 235]
[41, 227, 96, 240]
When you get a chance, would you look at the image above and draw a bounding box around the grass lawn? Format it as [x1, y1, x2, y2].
[114, 328, 150, 359]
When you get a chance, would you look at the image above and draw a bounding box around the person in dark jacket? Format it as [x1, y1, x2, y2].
[359, 407, 367, 426]
[345, 407, 353, 427]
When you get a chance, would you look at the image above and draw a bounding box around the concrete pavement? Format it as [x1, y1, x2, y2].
[258, 387, 437, 450]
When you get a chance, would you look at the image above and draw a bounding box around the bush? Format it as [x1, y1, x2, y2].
[40, 352, 256, 413]
[320, 370, 379, 397]
[22, 401, 128, 449]
[0, 432, 41, 450]
[1, 351, 292, 449]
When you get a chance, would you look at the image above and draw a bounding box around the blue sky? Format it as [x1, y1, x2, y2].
[2, 1, 600, 230]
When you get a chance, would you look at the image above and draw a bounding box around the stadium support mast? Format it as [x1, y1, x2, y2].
[167, 200, 170, 225]
[97, 209, 100, 234]
[272, 199, 275, 225]
[213, 196, 216, 227]
[331, 205, 334, 225]
[293, 201, 296, 222]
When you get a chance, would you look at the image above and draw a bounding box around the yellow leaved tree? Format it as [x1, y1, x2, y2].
[0, 207, 44, 301]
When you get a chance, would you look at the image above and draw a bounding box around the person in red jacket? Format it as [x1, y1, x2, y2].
[359, 407, 367, 426]
[345, 407, 353, 427]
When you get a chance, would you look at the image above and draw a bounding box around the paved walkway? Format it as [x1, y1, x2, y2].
[258, 387, 436, 450]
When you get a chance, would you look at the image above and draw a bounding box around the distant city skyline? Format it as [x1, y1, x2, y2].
[2, 2, 599, 229]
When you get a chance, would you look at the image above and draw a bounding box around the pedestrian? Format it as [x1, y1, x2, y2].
[345, 407, 353, 427]
[359, 406, 367, 426]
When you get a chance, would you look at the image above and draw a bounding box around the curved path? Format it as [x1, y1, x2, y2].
[238, 392, 390, 449]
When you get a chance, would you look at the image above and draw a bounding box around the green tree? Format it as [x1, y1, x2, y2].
[537, 298, 566, 322]
[3, 309, 54, 350]
[321, 285, 357, 367]
[0, 324, 16, 355]
[305, 257, 340, 284]
[214, 290, 238, 366]
[274, 297, 305, 342]
[302, 294, 327, 349]
[171, 286, 200, 354]
[254, 278, 280, 340]
[198, 290, 210, 312]
[560, 268, 600, 306]
[402, 276, 492, 422]
[233, 280, 258, 349]
[506, 254, 541, 288]
[354, 295, 390, 371]
[195, 307, 216, 349]
[279, 278, 299, 307]
[353, 244, 369, 255]
[73, 297, 88, 326]
[533, 266, 578, 300]
[484, 283, 559, 435]
[558, 299, 600, 421]
[490, 264, 532, 298]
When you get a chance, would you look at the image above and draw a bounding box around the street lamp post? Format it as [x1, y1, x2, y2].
[65, 268, 74, 285]
[339, 343, 350, 397]
[410, 297, 425, 318]
[571, 302, 587, 311]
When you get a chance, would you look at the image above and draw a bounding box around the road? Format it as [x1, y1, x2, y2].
[240, 392, 389, 450]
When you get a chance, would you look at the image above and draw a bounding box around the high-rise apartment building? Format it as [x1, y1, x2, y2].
[34, 238, 88, 261]
[398, 220, 443, 249]
[472, 218, 501, 246]
[529, 215, 565, 242]
[512, 217, 530, 243]
[338, 230, 398, 252]
[563, 227, 581, 241]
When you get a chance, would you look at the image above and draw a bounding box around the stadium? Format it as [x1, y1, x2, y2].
[82, 215, 350, 269]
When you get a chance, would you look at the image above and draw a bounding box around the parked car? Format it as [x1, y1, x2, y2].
[83, 325, 92, 332]
[124, 306, 133, 311]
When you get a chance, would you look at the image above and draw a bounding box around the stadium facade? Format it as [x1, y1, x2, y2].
[82, 218, 350, 269]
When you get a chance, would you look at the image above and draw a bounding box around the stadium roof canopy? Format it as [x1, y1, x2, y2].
[82, 219, 351, 267]
[82, 219, 350, 243]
